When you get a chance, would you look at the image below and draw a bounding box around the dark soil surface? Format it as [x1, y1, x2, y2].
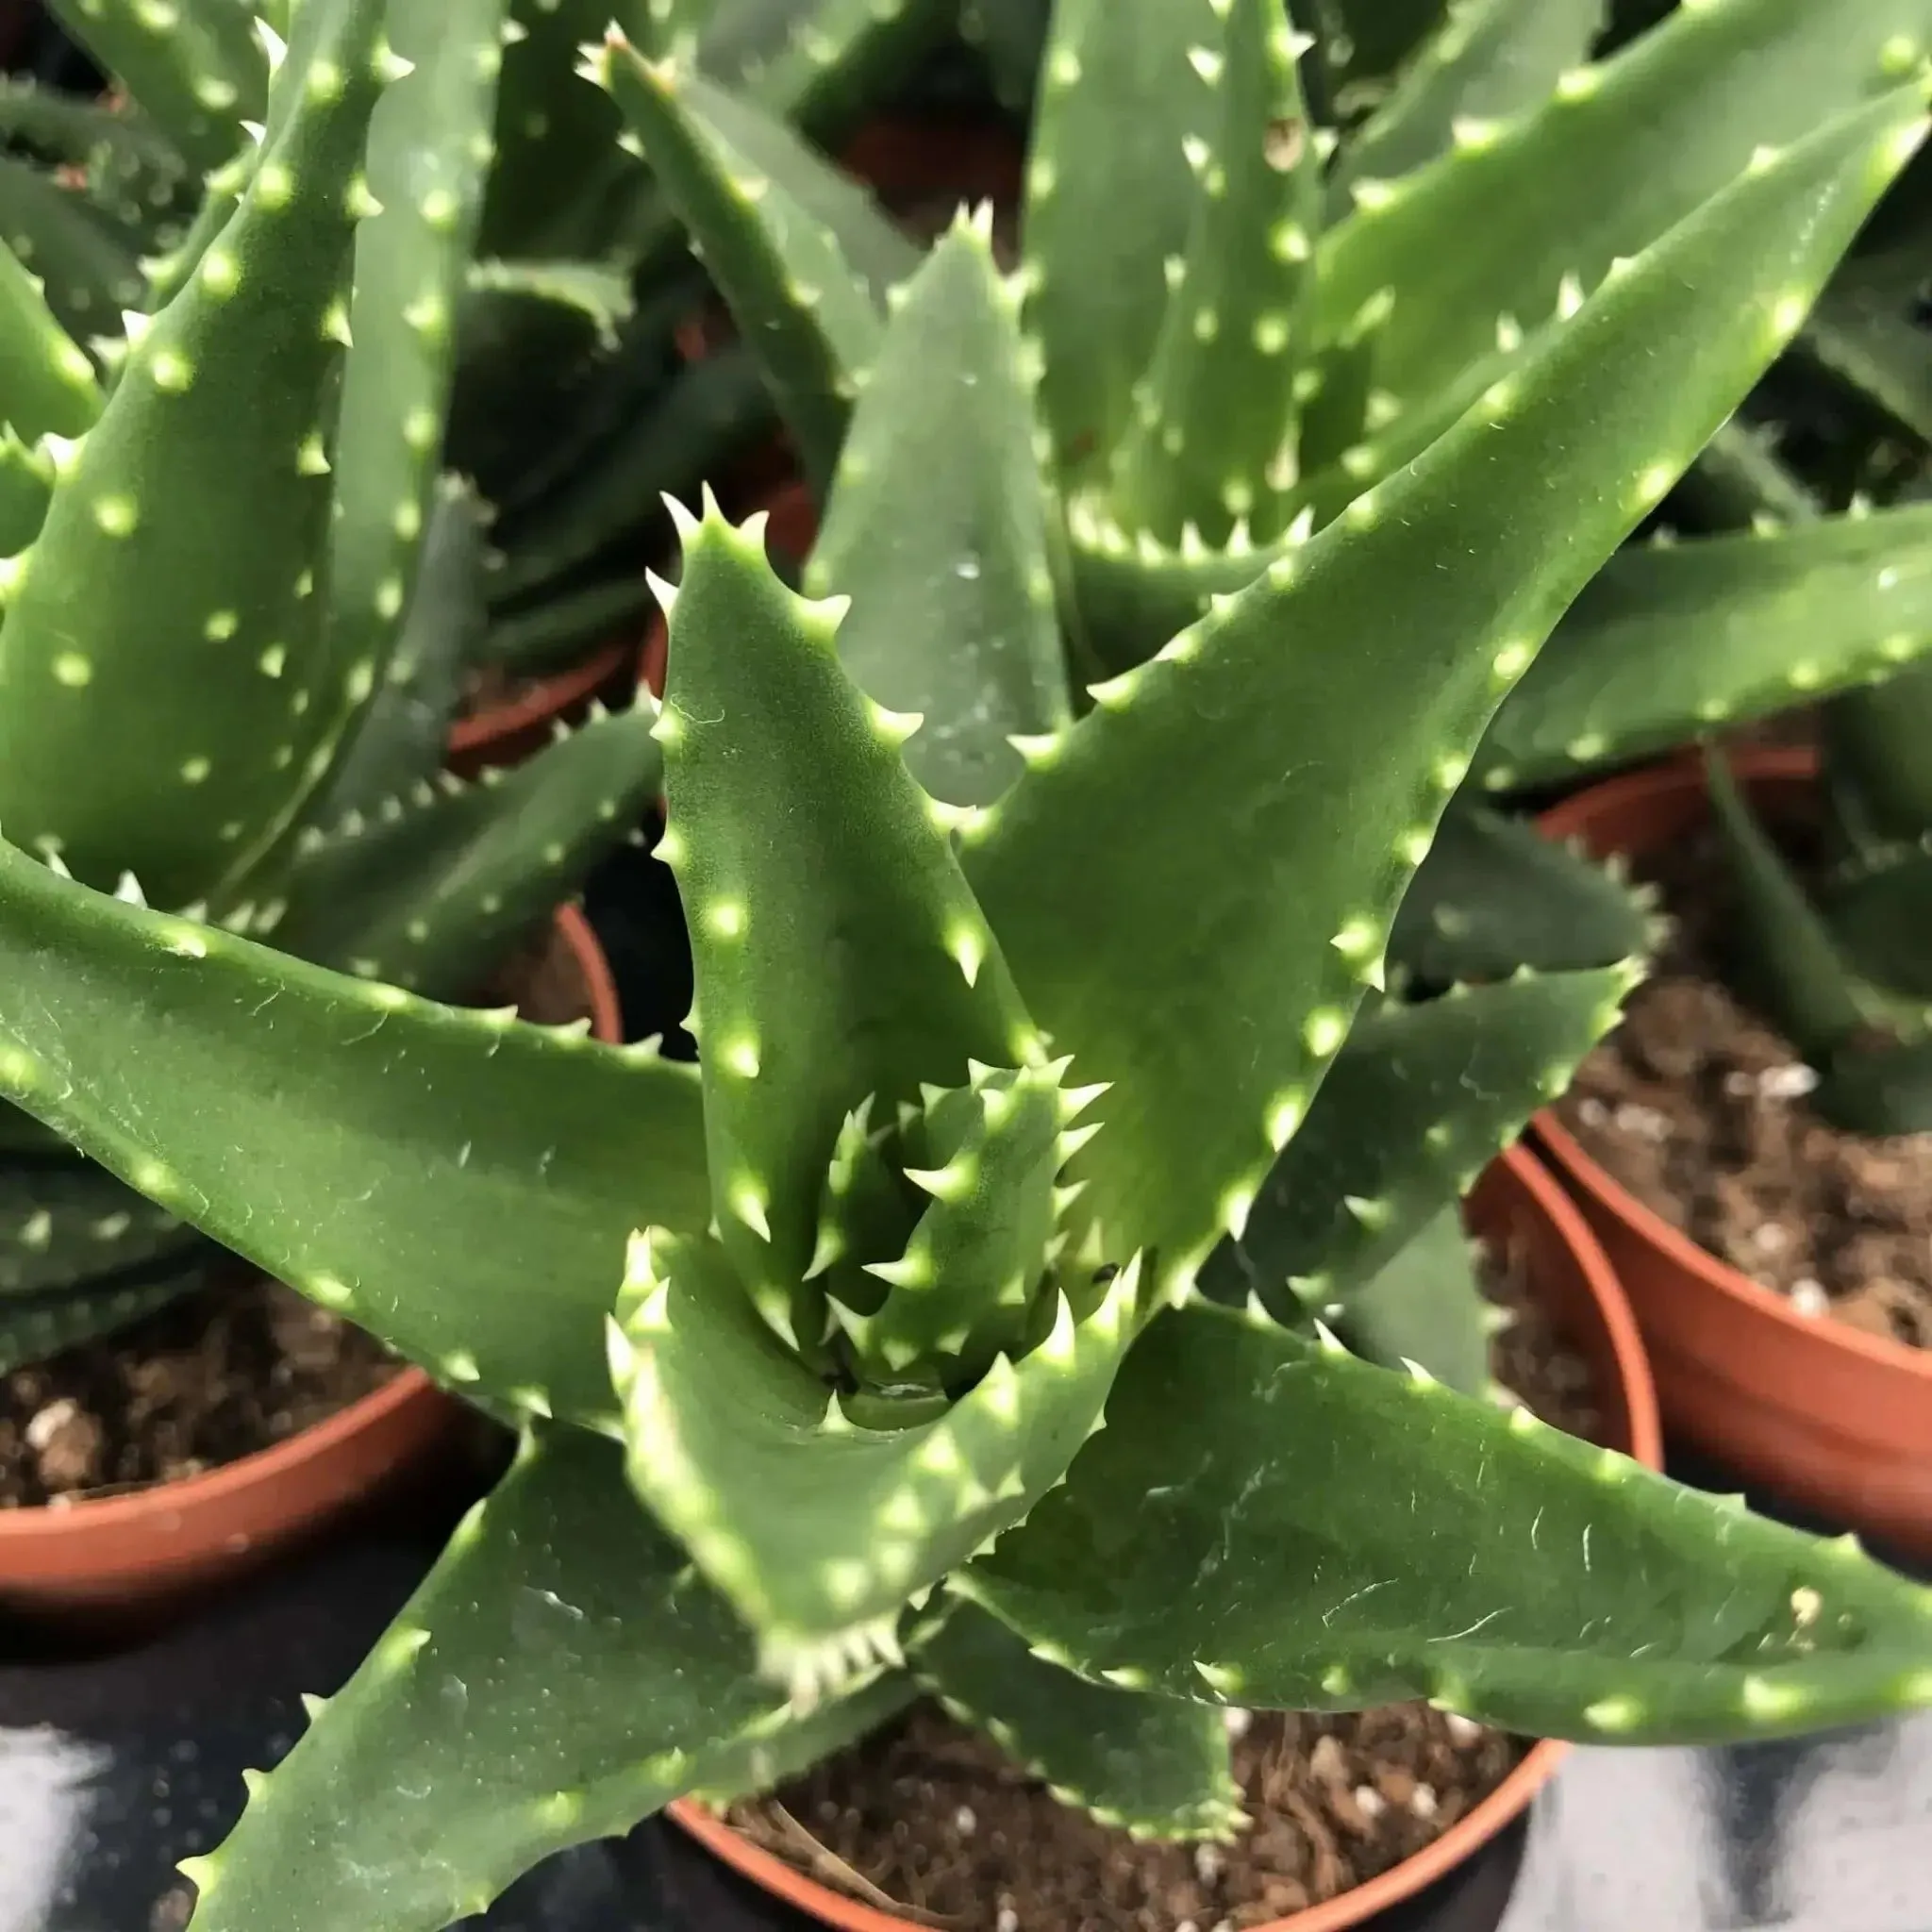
[0, 1282, 399, 1508]
[1557, 821, 1932, 1352]
[0, 920, 593, 1507]
[726, 1251, 1601, 1931]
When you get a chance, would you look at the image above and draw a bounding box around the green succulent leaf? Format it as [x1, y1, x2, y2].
[484, 341, 769, 606]
[963, 86, 1924, 1296]
[0, 1262, 204, 1374]
[1105, 0, 1321, 549]
[0, 239, 100, 441]
[47, 0, 265, 175]
[308, 477, 488, 826]
[705, 0, 955, 140]
[598, 45, 886, 499]
[0, 836, 709, 1427]
[807, 217, 1072, 809]
[1799, 234, 1932, 449]
[656, 499, 1035, 1314]
[1478, 504, 1932, 790]
[1021, 0, 1221, 477]
[478, 0, 641, 261]
[1337, 1204, 1492, 1397]
[652, 56, 920, 299]
[0, 76, 180, 181]
[1326, 0, 1604, 203]
[0, 155, 144, 341]
[180, 1428, 914, 1932]
[1202, 968, 1632, 1318]
[911, 1596, 1243, 1841]
[1061, 509, 1279, 675]
[0, 428, 52, 556]
[1824, 844, 1932, 1006]
[959, 1297, 1932, 1743]
[1289, 282, 1393, 488]
[478, 575, 652, 679]
[1389, 801, 1655, 983]
[0, 0, 396, 912]
[1824, 658, 1932, 849]
[1706, 748, 1871, 1070]
[0, 1153, 203, 1300]
[322, 0, 507, 780]
[1315, 0, 1932, 410]
[843, 1062, 1071, 1382]
[272, 701, 661, 999]
[613, 1226, 1140, 1693]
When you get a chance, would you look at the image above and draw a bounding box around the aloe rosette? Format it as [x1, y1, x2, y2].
[0, 30, 1922, 1929]
[0, 0, 672, 1368]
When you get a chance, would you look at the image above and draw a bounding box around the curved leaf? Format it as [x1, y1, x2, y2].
[960, 1298, 1932, 1743]
[0, 0, 396, 909]
[1389, 801, 1654, 982]
[182, 1429, 913, 1932]
[658, 501, 1034, 1309]
[1201, 967, 1632, 1314]
[911, 1596, 1243, 1840]
[0, 838, 709, 1426]
[1315, 0, 1932, 409]
[1479, 505, 1932, 789]
[273, 701, 663, 999]
[614, 1229, 1138, 1693]
[1020, 0, 1221, 477]
[807, 219, 1073, 809]
[961, 89, 1925, 1293]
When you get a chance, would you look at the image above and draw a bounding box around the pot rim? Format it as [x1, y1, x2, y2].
[1531, 744, 1932, 1387]
[446, 637, 640, 758]
[668, 1141, 1658, 1932]
[0, 902, 620, 1540]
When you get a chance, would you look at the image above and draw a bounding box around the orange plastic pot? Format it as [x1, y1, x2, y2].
[1533, 746, 1932, 1557]
[0, 904, 623, 1622]
[446, 638, 642, 778]
[671, 1143, 1661, 1932]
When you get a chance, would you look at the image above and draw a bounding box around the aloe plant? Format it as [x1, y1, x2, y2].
[0, 0, 676, 1370]
[0, 0, 952, 708]
[0, 22, 1923, 1926]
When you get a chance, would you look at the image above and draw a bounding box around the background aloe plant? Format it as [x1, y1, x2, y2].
[0, 0, 676, 1370]
[0, 0, 953, 706]
[0, 11, 1923, 1926]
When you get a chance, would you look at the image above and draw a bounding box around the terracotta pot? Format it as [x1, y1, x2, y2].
[1532, 746, 1932, 1556]
[642, 480, 819, 702]
[670, 1143, 1661, 1932]
[445, 638, 642, 778]
[0, 904, 623, 1621]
